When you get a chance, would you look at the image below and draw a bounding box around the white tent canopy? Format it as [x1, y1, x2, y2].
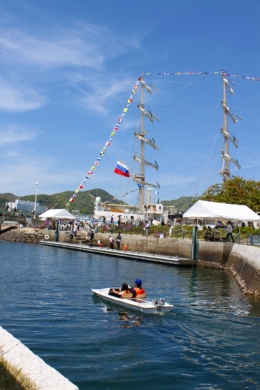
[183, 200, 260, 222]
[39, 209, 75, 220]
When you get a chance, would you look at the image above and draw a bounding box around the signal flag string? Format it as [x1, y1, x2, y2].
[66, 75, 142, 206]
[146, 70, 260, 81]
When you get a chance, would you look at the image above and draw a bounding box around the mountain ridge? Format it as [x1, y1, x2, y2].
[0, 191, 195, 214]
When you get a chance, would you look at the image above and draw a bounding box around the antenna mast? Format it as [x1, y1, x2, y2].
[220, 71, 241, 181]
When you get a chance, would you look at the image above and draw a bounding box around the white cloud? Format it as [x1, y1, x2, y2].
[0, 124, 39, 145]
[0, 152, 67, 194]
[0, 23, 140, 71]
[120, 118, 140, 131]
[0, 77, 47, 111]
[0, 20, 141, 113]
[240, 155, 260, 169]
[74, 73, 139, 114]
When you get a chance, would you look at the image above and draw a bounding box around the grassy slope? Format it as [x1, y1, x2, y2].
[0, 355, 38, 390]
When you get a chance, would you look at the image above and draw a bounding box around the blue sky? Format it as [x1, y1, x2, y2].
[1, 0, 260, 206]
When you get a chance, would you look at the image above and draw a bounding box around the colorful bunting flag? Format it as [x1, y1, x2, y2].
[67, 75, 142, 206]
[146, 70, 260, 81]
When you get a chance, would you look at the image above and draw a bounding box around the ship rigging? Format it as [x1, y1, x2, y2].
[94, 75, 169, 224]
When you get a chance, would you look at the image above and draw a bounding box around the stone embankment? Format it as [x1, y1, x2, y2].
[0, 226, 47, 243]
[226, 244, 260, 296]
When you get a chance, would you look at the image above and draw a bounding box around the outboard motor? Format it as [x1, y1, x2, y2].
[153, 298, 166, 311]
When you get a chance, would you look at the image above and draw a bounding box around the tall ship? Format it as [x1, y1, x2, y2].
[94, 76, 171, 225]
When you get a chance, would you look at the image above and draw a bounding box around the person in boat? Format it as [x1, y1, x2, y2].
[109, 283, 133, 298]
[132, 279, 146, 297]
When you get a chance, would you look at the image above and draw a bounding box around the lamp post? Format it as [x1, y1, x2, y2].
[34, 181, 38, 219]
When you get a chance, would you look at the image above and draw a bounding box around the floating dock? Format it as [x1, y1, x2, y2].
[40, 240, 195, 266]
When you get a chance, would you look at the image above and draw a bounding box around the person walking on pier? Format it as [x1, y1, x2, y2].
[145, 220, 150, 236]
[109, 235, 114, 249]
[226, 221, 235, 242]
[69, 228, 74, 243]
[116, 232, 122, 250]
[89, 230, 94, 247]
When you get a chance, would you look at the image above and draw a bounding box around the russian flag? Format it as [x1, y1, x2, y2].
[114, 160, 130, 177]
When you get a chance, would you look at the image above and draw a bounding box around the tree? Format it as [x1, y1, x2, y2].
[201, 177, 260, 212]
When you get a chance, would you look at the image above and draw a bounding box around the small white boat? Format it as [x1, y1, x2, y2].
[91, 288, 173, 314]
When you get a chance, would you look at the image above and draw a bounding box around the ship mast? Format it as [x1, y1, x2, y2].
[140, 79, 145, 212]
[220, 71, 241, 181]
[133, 75, 160, 213]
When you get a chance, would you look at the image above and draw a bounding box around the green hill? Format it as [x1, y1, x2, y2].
[0, 193, 18, 210]
[162, 196, 196, 213]
[0, 191, 195, 215]
[0, 189, 123, 215]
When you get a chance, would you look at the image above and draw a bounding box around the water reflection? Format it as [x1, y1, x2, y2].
[1, 241, 260, 389]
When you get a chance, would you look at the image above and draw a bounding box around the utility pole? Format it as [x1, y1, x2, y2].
[34, 181, 38, 219]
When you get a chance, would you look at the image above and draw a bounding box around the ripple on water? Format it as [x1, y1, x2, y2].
[1, 241, 260, 389]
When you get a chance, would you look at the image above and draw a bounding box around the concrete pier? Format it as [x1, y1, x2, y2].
[40, 240, 195, 266]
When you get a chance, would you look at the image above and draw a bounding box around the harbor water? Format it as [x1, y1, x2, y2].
[1, 240, 260, 389]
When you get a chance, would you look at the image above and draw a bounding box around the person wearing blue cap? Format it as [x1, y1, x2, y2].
[133, 279, 146, 297]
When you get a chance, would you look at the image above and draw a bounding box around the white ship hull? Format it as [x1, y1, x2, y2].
[94, 207, 165, 224]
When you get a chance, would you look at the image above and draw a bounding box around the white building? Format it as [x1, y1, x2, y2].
[6, 199, 47, 214]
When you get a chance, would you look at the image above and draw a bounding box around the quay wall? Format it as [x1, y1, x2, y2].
[1, 228, 260, 295]
[0, 228, 193, 258]
[225, 244, 260, 295]
[0, 326, 78, 390]
[0, 226, 48, 243]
